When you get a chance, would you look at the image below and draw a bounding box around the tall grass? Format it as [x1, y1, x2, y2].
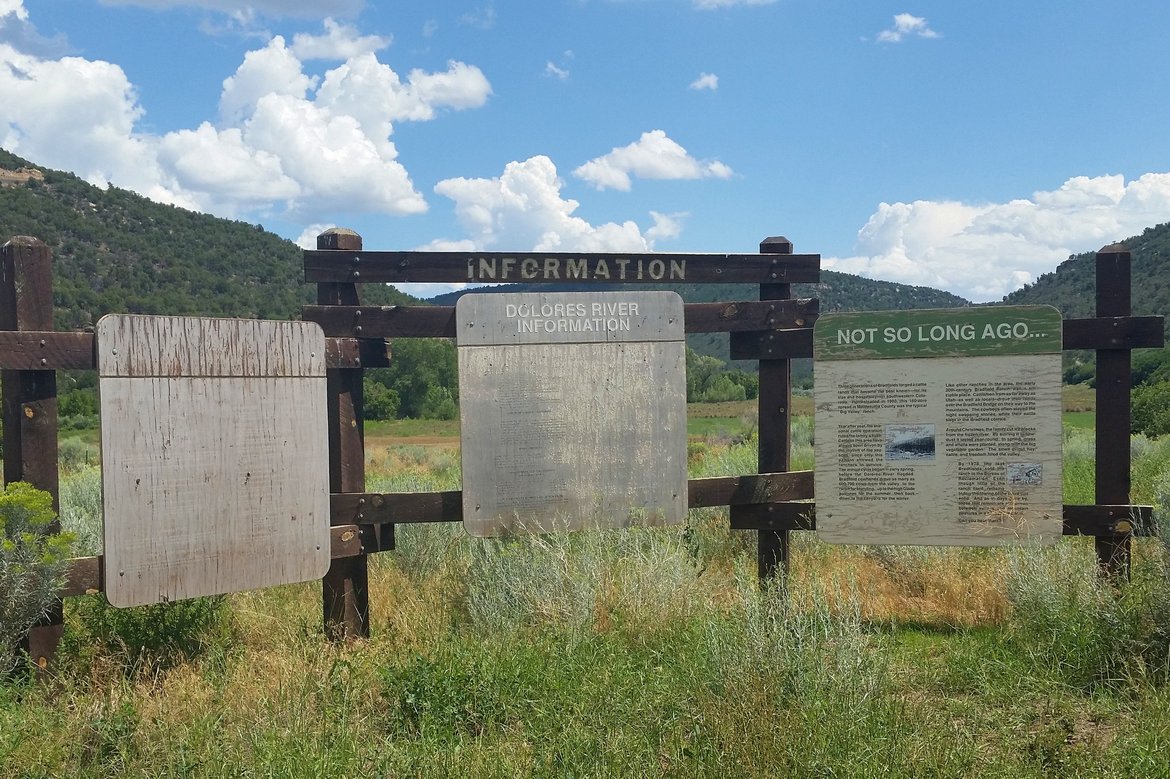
[8, 425, 1169, 775]
[1004, 440, 1170, 690]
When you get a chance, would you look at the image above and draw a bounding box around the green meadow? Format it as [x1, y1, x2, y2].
[5, 397, 1170, 778]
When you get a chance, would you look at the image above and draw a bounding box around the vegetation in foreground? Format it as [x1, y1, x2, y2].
[2, 423, 1169, 777]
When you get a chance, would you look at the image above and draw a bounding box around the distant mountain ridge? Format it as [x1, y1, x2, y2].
[1003, 221, 1170, 335]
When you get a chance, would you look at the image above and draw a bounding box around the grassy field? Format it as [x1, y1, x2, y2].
[6, 404, 1170, 777]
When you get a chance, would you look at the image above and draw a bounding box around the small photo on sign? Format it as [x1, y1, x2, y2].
[1006, 462, 1043, 486]
[884, 423, 936, 462]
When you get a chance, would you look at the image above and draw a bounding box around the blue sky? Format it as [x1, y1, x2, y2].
[2, 0, 1169, 301]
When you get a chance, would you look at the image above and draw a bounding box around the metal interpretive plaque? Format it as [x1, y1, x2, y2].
[97, 315, 331, 607]
[457, 291, 687, 537]
[813, 306, 1064, 547]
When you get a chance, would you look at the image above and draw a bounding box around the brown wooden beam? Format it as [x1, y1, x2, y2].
[726, 503, 1154, 536]
[305, 250, 822, 285]
[305, 305, 457, 339]
[1093, 247, 1134, 578]
[324, 337, 391, 369]
[1062, 316, 1164, 350]
[316, 229, 372, 641]
[729, 328, 814, 361]
[754, 236, 796, 582]
[328, 472, 817, 527]
[0, 331, 95, 369]
[1, 236, 62, 673]
[303, 300, 821, 339]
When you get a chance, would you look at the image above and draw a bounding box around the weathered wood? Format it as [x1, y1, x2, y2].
[303, 299, 821, 339]
[1094, 248, 1133, 578]
[98, 315, 326, 378]
[305, 305, 457, 338]
[0, 331, 95, 369]
[728, 328, 814, 360]
[317, 230, 373, 641]
[1062, 316, 1164, 350]
[724, 504, 1155, 535]
[332, 490, 464, 525]
[753, 236, 799, 581]
[97, 316, 331, 607]
[324, 337, 391, 369]
[730, 503, 815, 531]
[1063, 504, 1153, 536]
[688, 471, 813, 507]
[0, 332, 388, 370]
[685, 300, 818, 333]
[0, 236, 62, 673]
[457, 292, 688, 536]
[304, 250, 822, 285]
[62, 556, 103, 598]
[328, 472, 816, 528]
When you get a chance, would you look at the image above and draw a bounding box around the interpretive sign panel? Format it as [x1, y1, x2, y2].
[457, 291, 687, 537]
[98, 315, 330, 607]
[813, 306, 1063, 546]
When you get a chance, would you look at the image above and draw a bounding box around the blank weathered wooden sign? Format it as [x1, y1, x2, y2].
[457, 291, 687, 537]
[98, 315, 330, 607]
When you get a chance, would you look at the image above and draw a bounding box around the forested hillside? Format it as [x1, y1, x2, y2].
[1003, 222, 1170, 330]
[0, 149, 416, 330]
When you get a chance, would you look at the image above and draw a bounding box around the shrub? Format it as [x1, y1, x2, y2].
[65, 594, 235, 676]
[59, 465, 103, 556]
[1132, 380, 1170, 437]
[58, 436, 97, 472]
[1, 482, 74, 675]
[363, 378, 400, 421]
[1004, 520, 1170, 690]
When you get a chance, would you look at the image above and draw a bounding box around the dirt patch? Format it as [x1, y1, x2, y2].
[367, 434, 458, 449]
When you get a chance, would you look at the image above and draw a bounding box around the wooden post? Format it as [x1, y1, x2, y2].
[1094, 244, 1132, 579]
[317, 228, 370, 640]
[756, 236, 794, 582]
[0, 236, 62, 672]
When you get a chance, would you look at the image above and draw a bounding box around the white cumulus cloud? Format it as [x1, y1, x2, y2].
[877, 13, 939, 43]
[290, 17, 390, 60]
[573, 130, 733, 191]
[689, 72, 718, 91]
[434, 156, 666, 251]
[0, 41, 164, 193]
[1, 14, 492, 222]
[646, 211, 687, 243]
[219, 35, 317, 125]
[1, 0, 27, 20]
[824, 173, 1170, 302]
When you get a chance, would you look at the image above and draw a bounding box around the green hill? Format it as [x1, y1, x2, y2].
[1002, 221, 1170, 331]
[0, 149, 418, 330]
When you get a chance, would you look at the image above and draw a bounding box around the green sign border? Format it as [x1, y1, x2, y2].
[814, 306, 1062, 361]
